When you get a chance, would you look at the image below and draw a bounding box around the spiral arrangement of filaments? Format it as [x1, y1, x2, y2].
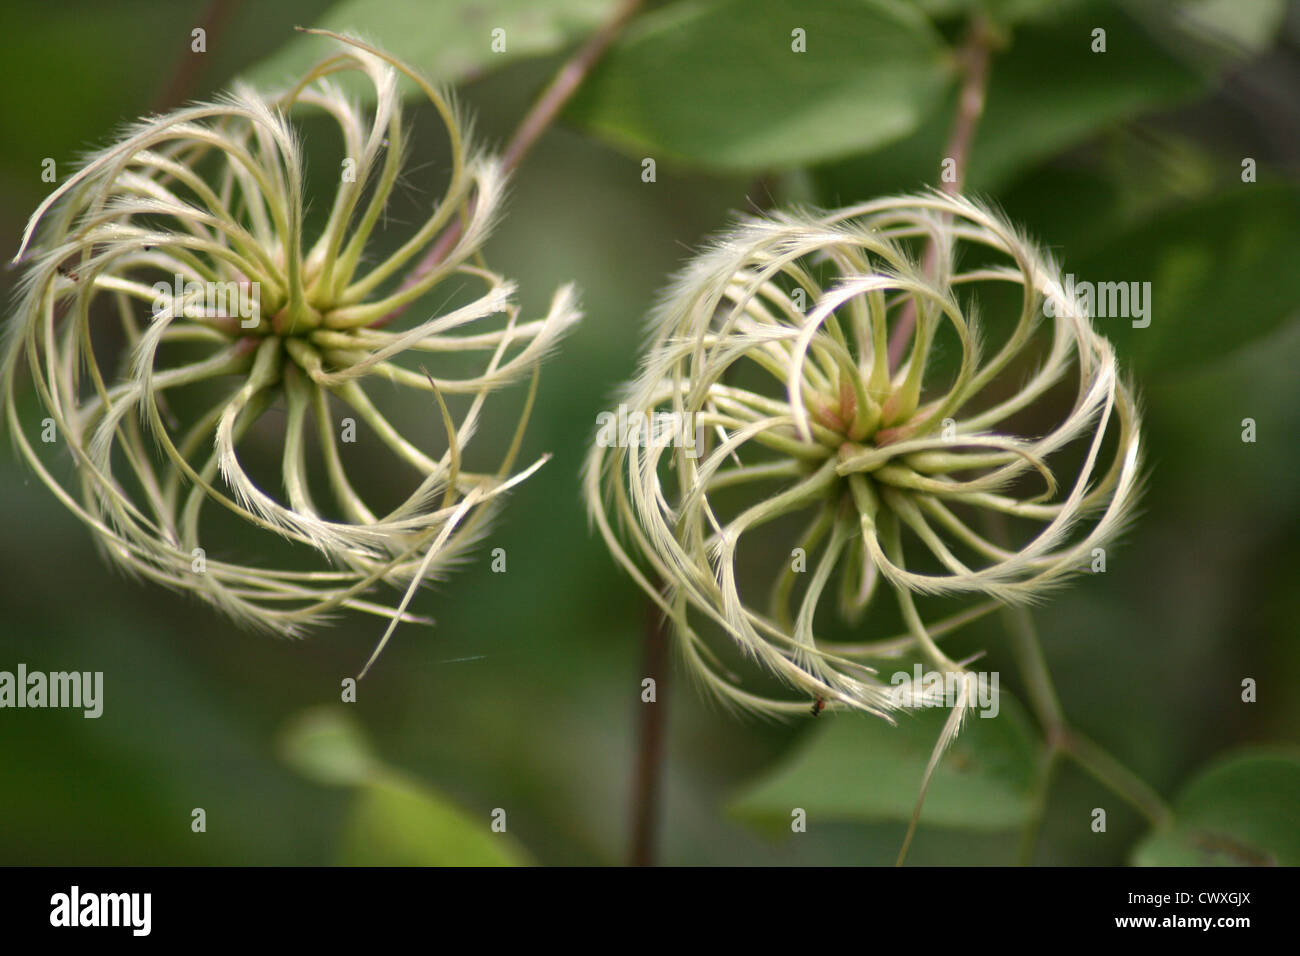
[587, 192, 1141, 718]
[4, 33, 580, 662]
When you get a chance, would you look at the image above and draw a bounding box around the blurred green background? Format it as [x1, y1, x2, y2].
[1, 0, 1297, 866]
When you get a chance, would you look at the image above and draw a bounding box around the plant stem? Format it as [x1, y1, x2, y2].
[153, 0, 242, 111]
[1002, 605, 1065, 732]
[630, 594, 670, 866]
[1003, 604, 1065, 863]
[1017, 748, 1059, 865]
[499, 0, 645, 174]
[1058, 728, 1173, 830]
[378, 0, 644, 327]
[937, 17, 994, 198]
[887, 16, 994, 370]
[1003, 604, 1173, 837]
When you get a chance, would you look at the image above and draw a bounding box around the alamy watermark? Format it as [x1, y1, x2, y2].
[50, 886, 150, 936]
[594, 404, 705, 459]
[1045, 273, 1151, 328]
[889, 665, 1000, 718]
[151, 274, 260, 328]
[0, 664, 102, 718]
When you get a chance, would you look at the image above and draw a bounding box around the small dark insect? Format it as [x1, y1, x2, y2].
[810, 697, 825, 717]
[55, 264, 78, 282]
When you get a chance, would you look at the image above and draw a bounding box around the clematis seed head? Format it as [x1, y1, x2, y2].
[3, 33, 580, 666]
[586, 192, 1142, 718]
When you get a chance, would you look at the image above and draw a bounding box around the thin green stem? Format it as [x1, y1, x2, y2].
[1017, 748, 1059, 865]
[1002, 605, 1065, 731]
[1059, 728, 1173, 830]
[1002, 603, 1173, 838]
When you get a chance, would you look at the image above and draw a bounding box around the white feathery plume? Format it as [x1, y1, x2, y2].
[3, 32, 581, 663]
[586, 192, 1143, 719]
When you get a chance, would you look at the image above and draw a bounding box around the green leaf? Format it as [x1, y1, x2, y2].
[915, 0, 1087, 27]
[243, 0, 619, 97]
[814, 0, 1206, 198]
[729, 691, 1041, 832]
[1065, 185, 1300, 378]
[340, 775, 530, 866]
[280, 707, 378, 786]
[1137, 0, 1288, 64]
[280, 707, 529, 866]
[970, 1, 1205, 188]
[565, 0, 953, 172]
[1184, 0, 1287, 52]
[1133, 749, 1300, 866]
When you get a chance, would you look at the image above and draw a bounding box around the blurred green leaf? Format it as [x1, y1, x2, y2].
[920, 0, 1286, 47]
[243, 0, 618, 96]
[973, 0, 1205, 191]
[1067, 185, 1300, 377]
[280, 707, 377, 785]
[729, 692, 1041, 832]
[565, 0, 953, 172]
[1133, 749, 1300, 866]
[341, 776, 529, 866]
[1132, 0, 1288, 64]
[281, 707, 528, 865]
[814, 0, 1205, 198]
[1183, 0, 1287, 51]
[916, 0, 1086, 26]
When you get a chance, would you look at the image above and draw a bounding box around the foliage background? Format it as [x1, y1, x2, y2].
[0, 0, 1297, 865]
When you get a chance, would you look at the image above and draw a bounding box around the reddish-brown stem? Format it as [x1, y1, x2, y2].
[886, 17, 994, 372]
[153, 0, 243, 111]
[500, 0, 644, 173]
[939, 18, 993, 199]
[374, 0, 644, 328]
[630, 595, 670, 866]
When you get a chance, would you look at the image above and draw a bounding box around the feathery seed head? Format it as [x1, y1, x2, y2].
[586, 192, 1142, 718]
[3, 32, 580, 662]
